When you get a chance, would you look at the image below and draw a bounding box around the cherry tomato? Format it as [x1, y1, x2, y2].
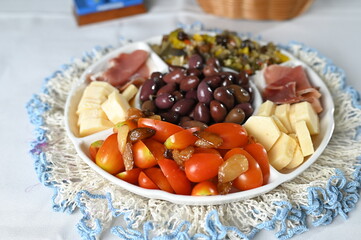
[191, 181, 219, 196]
[115, 168, 142, 185]
[95, 133, 125, 175]
[184, 153, 223, 182]
[138, 118, 183, 142]
[205, 123, 248, 149]
[143, 138, 166, 161]
[144, 168, 174, 193]
[164, 128, 198, 149]
[216, 149, 230, 157]
[133, 140, 157, 169]
[193, 148, 221, 155]
[138, 171, 158, 189]
[244, 143, 270, 184]
[158, 158, 192, 195]
[89, 140, 104, 161]
[225, 148, 263, 191]
[113, 119, 138, 132]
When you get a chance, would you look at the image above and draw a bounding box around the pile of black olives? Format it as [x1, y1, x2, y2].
[139, 54, 254, 127]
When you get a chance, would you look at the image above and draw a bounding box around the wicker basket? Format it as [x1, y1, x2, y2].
[197, 0, 314, 20]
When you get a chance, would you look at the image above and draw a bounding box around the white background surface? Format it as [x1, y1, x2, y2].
[1, 0, 361, 239]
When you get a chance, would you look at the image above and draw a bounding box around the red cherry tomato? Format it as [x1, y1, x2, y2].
[158, 158, 192, 195]
[225, 148, 263, 191]
[143, 138, 166, 161]
[184, 153, 224, 182]
[244, 143, 270, 184]
[164, 128, 198, 149]
[95, 133, 125, 175]
[138, 171, 158, 189]
[133, 140, 157, 169]
[113, 119, 138, 132]
[144, 168, 174, 193]
[205, 123, 248, 149]
[193, 148, 221, 155]
[191, 181, 219, 196]
[115, 168, 142, 185]
[138, 118, 183, 142]
[89, 140, 104, 161]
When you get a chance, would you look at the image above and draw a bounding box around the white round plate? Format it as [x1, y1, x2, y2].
[64, 38, 334, 205]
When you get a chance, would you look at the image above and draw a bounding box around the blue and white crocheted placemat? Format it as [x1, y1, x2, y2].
[26, 26, 361, 240]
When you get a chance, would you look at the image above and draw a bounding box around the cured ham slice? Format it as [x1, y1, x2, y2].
[262, 64, 323, 113]
[129, 62, 150, 82]
[264, 65, 312, 90]
[263, 81, 302, 104]
[102, 50, 149, 87]
[118, 63, 150, 91]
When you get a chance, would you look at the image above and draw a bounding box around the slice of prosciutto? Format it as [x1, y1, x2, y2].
[101, 49, 150, 87]
[263, 81, 302, 104]
[262, 64, 323, 113]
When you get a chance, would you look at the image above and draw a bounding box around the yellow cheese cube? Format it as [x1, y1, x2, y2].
[77, 108, 108, 126]
[77, 99, 103, 113]
[256, 100, 276, 116]
[89, 81, 117, 94]
[294, 101, 320, 135]
[295, 120, 314, 157]
[82, 86, 114, 100]
[289, 104, 297, 133]
[271, 115, 289, 133]
[79, 118, 113, 137]
[244, 116, 281, 151]
[285, 145, 304, 169]
[274, 104, 293, 133]
[121, 84, 138, 102]
[101, 91, 130, 124]
[268, 132, 297, 171]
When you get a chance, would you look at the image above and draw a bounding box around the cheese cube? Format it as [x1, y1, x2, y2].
[285, 145, 304, 169]
[77, 108, 108, 126]
[79, 118, 113, 137]
[289, 104, 297, 133]
[121, 84, 138, 102]
[295, 120, 314, 157]
[274, 104, 293, 133]
[256, 100, 276, 116]
[244, 116, 281, 151]
[82, 86, 114, 100]
[268, 132, 297, 171]
[101, 91, 130, 124]
[89, 81, 117, 94]
[294, 101, 320, 135]
[271, 115, 289, 134]
[77, 100, 103, 113]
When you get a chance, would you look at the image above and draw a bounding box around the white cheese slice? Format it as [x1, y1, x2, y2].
[268, 132, 297, 171]
[294, 101, 320, 135]
[77, 100, 103, 113]
[256, 100, 276, 117]
[295, 120, 314, 157]
[285, 144, 304, 169]
[101, 90, 130, 124]
[79, 118, 113, 137]
[88, 81, 118, 94]
[77, 108, 108, 126]
[274, 104, 293, 133]
[289, 104, 297, 133]
[244, 116, 281, 151]
[121, 84, 138, 102]
[271, 115, 289, 133]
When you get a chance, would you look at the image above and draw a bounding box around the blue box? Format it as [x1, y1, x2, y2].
[74, 0, 144, 15]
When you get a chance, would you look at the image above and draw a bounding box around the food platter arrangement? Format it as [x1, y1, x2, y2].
[64, 29, 334, 205]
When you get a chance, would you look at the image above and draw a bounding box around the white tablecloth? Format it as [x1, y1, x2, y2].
[1, 0, 361, 239]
